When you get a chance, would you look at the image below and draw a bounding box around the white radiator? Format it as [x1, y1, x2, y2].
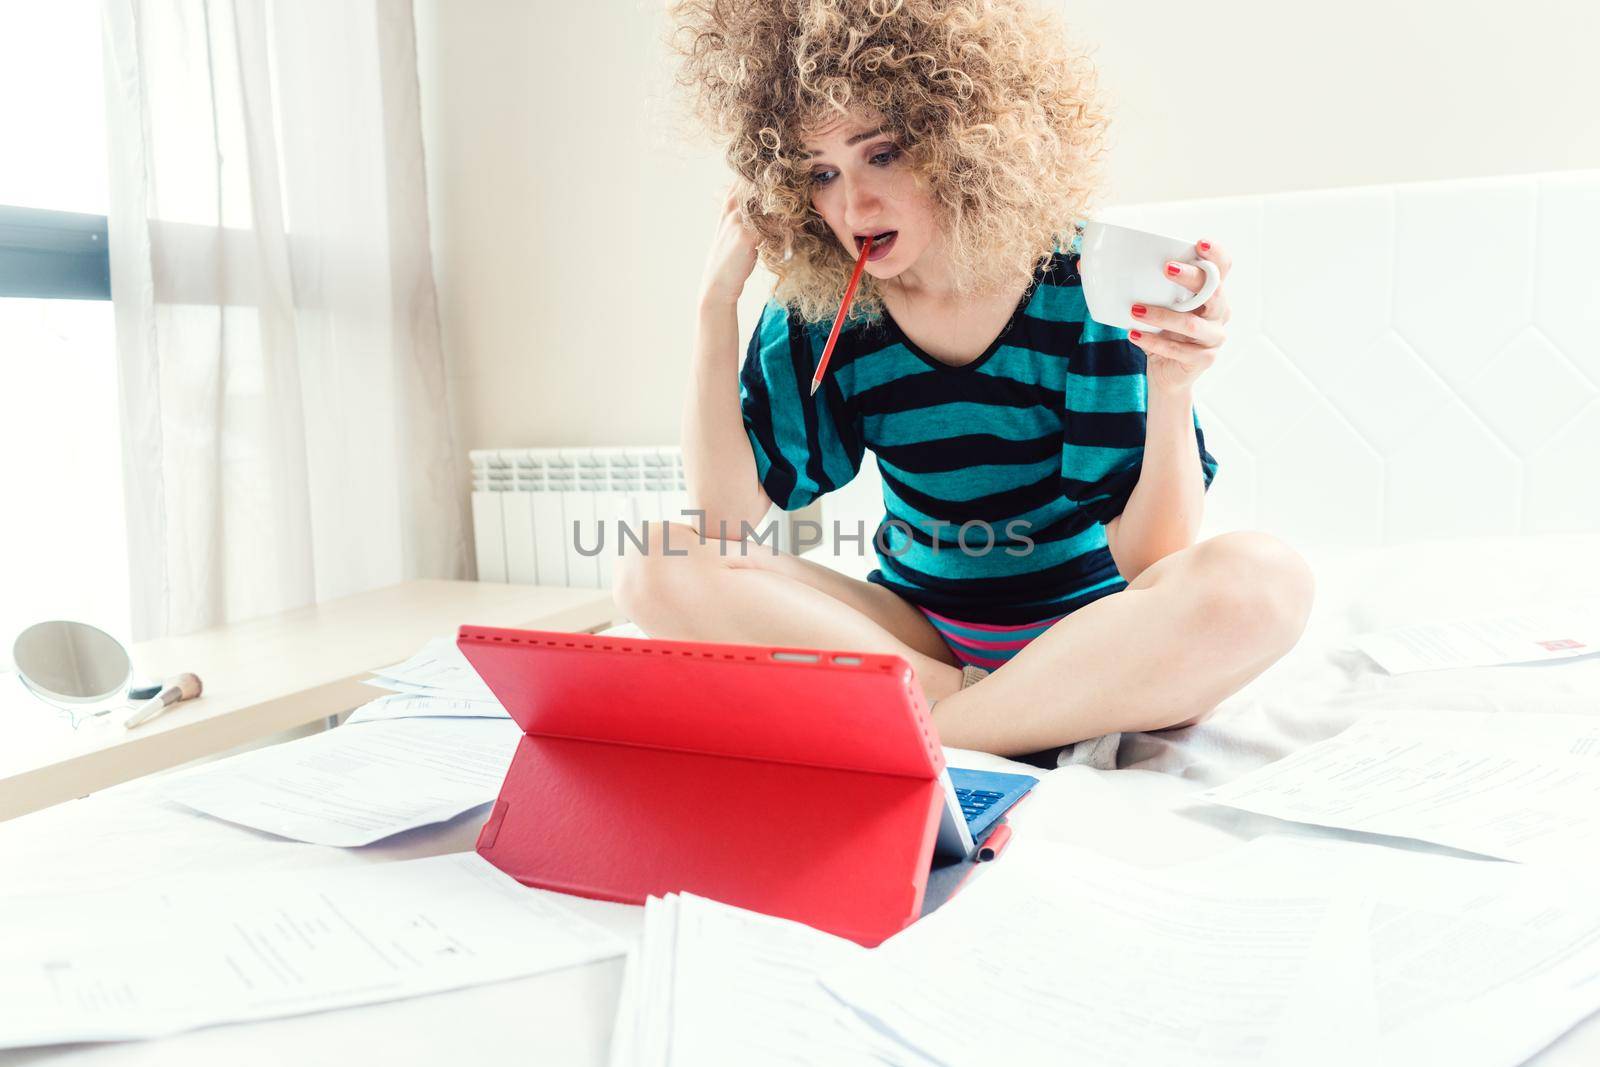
[469, 446, 693, 589]
[470, 446, 794, 589]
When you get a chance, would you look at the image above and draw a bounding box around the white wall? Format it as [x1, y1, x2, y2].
[413, 0, 1600, 455]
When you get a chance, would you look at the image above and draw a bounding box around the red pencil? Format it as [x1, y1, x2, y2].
[809, 234, 874, 396]
[976, 822, 1013, 862]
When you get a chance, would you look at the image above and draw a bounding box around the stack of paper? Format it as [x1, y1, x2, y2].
[1197, 710, 1600, 863]
[349, 634, 505, 724]
[600, 837, 1600, 1066]
[609, 893, 928, 1067]
[0, 852, 625, 1049]
[164, 716, 520, 846]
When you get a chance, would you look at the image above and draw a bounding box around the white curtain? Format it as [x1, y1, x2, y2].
[100, 0, 468, 641]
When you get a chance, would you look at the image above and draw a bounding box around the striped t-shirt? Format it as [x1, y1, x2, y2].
[738, 247, 1218, 626]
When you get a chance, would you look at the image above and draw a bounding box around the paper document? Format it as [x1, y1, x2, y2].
[0, 851, 623, 1049]
[611, 893, 928, 1067]
[368, 634, 495, 700]
[818, 840, 1365, 1067]
[1197, 712, 1600, 863]
[1351, 607, 1600, 673]
[164, 717, 520, 846]
[344, 691, 506, 725]
[1177, 836, 1600, 1067]
[1395, 708, 1600, 760]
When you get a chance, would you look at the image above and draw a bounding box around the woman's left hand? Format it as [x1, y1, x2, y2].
[1126, 240, 1231, 396]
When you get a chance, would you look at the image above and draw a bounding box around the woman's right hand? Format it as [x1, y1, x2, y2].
[699, 179, 760, 307]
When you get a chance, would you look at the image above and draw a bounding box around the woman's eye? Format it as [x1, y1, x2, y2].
[809, 149, 899, 188]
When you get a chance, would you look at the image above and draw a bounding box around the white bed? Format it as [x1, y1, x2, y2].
[3, 532, 1599, 1066]
[4, 169, 1599, 1064]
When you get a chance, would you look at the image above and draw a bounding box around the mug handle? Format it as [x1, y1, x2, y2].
[1169, 258, 1221, 313]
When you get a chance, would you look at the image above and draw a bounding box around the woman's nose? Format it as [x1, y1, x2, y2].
[842, 179, 881, 227]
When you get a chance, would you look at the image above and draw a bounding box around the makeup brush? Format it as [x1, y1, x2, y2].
[809, 233, 874, 396]
[123, 672, 203, 729]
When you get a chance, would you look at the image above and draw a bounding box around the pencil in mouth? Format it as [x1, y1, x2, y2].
[814, 229, 881, 394]
[854, 230, 896, 254]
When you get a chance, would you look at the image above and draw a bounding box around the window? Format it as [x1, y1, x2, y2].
[0, 1, 132, 650]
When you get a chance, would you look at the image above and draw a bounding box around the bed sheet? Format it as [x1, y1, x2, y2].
[2, 532, 1597, 1065]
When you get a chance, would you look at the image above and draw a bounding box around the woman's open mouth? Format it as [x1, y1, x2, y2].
[855, 230, 897, 261]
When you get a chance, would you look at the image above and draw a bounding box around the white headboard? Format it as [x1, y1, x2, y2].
[821, 169, 1600, 554]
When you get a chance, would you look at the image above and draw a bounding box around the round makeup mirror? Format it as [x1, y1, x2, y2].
[11, 620, 133, 706]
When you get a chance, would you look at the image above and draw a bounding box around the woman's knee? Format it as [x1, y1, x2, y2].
[1186, 531, 1315, 645]
[612, 520, 713, 621]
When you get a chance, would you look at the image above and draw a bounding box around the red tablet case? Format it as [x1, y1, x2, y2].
[457, 625, 946, 947]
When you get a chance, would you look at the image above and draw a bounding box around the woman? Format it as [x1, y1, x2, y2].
[615, 0, 1314, 766]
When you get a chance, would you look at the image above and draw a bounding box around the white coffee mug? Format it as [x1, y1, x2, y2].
[1079, 219, 1221, 331]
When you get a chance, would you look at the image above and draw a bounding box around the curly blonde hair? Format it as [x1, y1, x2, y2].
[665, 0, 1113, 324]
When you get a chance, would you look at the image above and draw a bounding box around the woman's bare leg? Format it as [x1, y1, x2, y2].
[612, 521, 968, 701]
[929, 530, 1316, 757]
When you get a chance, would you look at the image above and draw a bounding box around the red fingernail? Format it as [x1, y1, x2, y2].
[1198, 241, 1211, 252]
[1131, 304, 1147, 317]
[1165, 263, 1180, 276]
[1129, 329, 1142, 340]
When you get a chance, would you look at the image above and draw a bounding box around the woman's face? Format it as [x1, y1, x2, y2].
[801, 111, 941, 286]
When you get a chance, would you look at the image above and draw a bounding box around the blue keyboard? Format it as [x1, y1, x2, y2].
[947, 767, 1038, 841]
[955, 787, 1006, 823]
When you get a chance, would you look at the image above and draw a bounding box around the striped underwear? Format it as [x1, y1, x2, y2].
[916, 606, 1069, 671]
